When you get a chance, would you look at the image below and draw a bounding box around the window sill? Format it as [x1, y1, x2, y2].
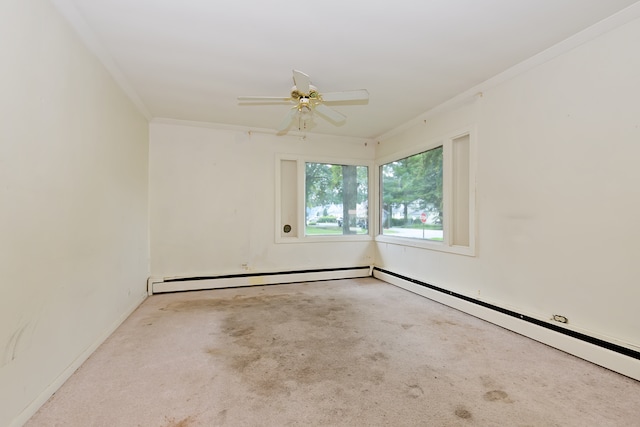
[276, 234, 373, 244]
[375, 234, 475, 256]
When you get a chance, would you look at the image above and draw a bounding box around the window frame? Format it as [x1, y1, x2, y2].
[276, 154, 374, 244]
[375, 128, 476, 256]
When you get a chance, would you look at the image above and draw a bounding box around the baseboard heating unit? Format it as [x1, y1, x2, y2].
[149, 266, 372, 294]
[373, 267, 640, 381]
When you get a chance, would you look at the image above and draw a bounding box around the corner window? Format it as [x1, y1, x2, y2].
[380, 146, 443, 241]
[377, 131, 475, 256]
[305, 162, 368, 236]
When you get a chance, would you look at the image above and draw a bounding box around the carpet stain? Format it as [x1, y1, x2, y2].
[205, 347, 225, 356]
[405, 383, 425, 398]
[257, 378, 292, 396]
[226, 326, 255, 337]
[232, 352, 262, 371]
[367, 351, 388, 361]
[480, 375, 498, 389]
[484, 389, 512, 403]
[432, 318, 460, 327]
[455, 406, 472, 419]
[163, 293, 294, 312]
[202, 292, 388, 397]
[162, 415, 194, 427]
[215, 409, 227, 425]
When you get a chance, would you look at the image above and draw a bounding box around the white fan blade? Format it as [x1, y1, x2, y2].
[277, 108, 299, 132]
[321, 89, 369, 102]
[292, 70, 310, 94]
[238, 96, 291, 102]
[315, 104, 346, 124]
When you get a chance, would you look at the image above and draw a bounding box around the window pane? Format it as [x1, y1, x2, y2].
[381, 146, 443, 240]
[305, 163, 368, 236]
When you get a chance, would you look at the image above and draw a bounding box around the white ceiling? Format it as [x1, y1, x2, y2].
[52, 0, 639, 139]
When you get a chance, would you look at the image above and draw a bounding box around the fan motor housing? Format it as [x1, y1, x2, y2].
[291, 84, 318, 100]
[238, 70, 367, 132]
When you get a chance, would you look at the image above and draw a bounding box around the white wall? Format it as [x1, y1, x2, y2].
[3, 3, 636, 424]
[149, 122, 376, 280]
[375, 16, 640, 377]
[0, 1, 149, 425]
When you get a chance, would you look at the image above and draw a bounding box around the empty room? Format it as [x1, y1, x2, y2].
[2, 1, 640, 426]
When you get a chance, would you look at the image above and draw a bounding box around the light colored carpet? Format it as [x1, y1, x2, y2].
[26, 278, 640, 426]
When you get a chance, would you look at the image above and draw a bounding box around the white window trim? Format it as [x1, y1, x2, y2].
[375, 127, 476, 256]
[275, 154, 374, 244]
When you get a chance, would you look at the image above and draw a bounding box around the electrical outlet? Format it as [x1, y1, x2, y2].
[552, 314, 568, 324]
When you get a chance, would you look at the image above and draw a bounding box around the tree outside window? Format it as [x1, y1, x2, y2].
[305, 163, 368, 236]
[381, 146, 443, 240]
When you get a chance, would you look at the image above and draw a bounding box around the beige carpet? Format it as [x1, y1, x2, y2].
[26, 278, 640, 426]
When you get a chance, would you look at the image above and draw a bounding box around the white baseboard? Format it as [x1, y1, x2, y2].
[11, 293, 147, 427]
[374, 270, 640, 381]
[151, 267, 372, 294]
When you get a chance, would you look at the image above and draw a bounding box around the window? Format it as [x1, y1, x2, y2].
[305, 162, 368, 236]
[377, 131, 475, 255]
[275, 156, 372, 243]
[381, 146, 443, 241]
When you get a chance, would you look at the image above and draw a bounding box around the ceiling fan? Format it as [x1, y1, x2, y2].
[238, 70, 369, 133]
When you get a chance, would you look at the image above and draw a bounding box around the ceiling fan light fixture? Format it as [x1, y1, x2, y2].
[299, 104, 312, 129]
[238, 70, 369, 133]
[299, 104, 311, 116]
